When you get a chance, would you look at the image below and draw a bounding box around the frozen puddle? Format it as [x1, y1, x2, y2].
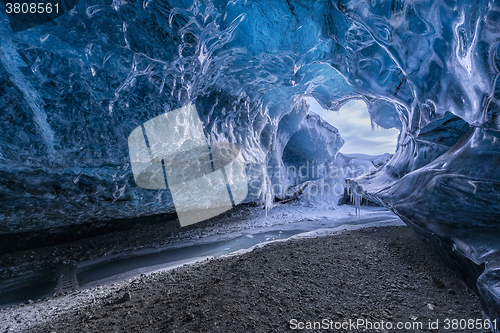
[77, 207, 402, 288]
[0, 206, 404, 307]
[77, 229, 305, 288]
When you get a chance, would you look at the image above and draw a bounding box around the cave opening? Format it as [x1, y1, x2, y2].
[307, 97, 400, 156]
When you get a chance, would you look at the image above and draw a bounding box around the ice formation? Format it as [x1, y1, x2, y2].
[0, 0, 499, 324]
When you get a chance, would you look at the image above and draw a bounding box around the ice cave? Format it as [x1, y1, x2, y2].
[0, 0, 499, 330]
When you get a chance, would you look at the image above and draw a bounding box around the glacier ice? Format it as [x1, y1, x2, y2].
[0, 0, 499, 325]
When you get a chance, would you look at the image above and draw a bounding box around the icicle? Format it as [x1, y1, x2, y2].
[353, 189, 361, 216]
[348, 182, 362, 216]
[261, 166, 273, 216]
[264, 178, 273, 216]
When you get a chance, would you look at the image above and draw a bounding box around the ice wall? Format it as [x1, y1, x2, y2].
[0, 0, 499, 324]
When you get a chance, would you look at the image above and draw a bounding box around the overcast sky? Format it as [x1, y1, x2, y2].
[308, 98, 399, 155]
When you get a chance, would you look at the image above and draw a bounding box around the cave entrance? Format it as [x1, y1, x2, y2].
[308, 98, 399, 155]
[304, 97, 400, 207]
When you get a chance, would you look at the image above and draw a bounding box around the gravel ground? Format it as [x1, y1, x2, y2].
[12, 226, 482, 333]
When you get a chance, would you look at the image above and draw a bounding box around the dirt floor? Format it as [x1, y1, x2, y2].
[13, 226, 483, 333]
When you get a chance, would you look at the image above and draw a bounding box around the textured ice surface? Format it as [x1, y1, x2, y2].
[0, 0, 499, 324]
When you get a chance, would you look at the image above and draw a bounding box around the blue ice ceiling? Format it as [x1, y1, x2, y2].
[0, 0, 499, 325]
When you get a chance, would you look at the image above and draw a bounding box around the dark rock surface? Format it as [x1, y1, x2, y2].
[22, 226, 481, 333]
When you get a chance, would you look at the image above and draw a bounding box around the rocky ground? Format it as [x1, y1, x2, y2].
[9, 226, 483, 333]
